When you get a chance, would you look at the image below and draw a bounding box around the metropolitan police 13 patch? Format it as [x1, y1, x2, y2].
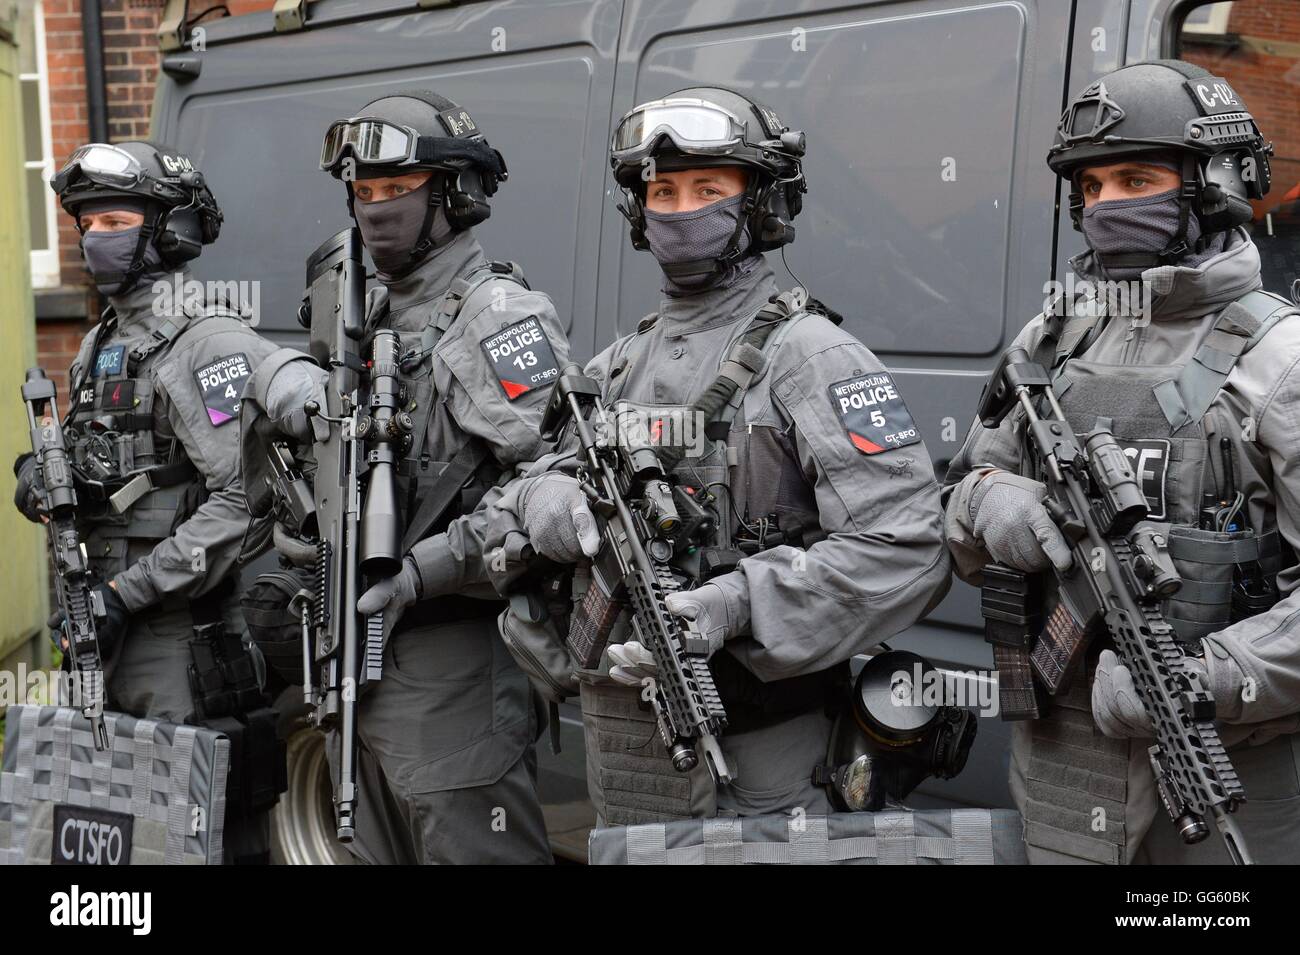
[194, 353, 250, 426]
[829, 371, 922, 455]
[480, 317, 560, 401]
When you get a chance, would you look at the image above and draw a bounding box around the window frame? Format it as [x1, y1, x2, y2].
[1179, 2, 1234, 38]
[20, 0, 60, 290]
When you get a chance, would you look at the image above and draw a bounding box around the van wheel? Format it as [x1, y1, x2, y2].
[270, 704, 354, 865]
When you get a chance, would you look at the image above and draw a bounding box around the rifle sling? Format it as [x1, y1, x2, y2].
[400, 439, 491, 553]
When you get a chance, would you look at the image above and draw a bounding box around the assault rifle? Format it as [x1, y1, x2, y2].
[292, 228, 411, 840]
[978, 346, 1251, 864]
[22, 368, 108, 750]
[541, 364, 733, 784]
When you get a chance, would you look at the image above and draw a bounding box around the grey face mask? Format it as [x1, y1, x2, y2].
[353, 178, 453, 278]
[643, 192, 751, 289]
[1080, 188, 1213, 279]
[81, 227, 164, 297]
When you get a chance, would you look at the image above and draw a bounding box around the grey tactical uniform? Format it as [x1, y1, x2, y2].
[64, 269, 281, 861]
[944, 230, 1300, 864]
[318, 228, 560, 865]
[497, 258, 950, 824]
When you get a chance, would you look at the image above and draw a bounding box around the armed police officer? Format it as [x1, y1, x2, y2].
[243, 90, 562, 864]
[13, 141, 290, 863]
[483, 88, 950, 824]
[944, 61, 1300, 864]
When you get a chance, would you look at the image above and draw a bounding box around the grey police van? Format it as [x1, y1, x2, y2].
[150, 0, 1300, 863]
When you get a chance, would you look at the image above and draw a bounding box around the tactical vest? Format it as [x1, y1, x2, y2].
[1016, 287, 1298, 863]
[382, 261, 530, 630]
[66, 303, 234, 598]
[585, 291, 847, 825]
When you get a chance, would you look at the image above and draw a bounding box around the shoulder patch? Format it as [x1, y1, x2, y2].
[828, 371, 921, 455]
[479, 317, 559, 400]
[93, 345, 125, 377]
[194, 353, 251, 426]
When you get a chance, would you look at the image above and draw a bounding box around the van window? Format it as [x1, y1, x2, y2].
[173, 57, 599, 339]
[1177, 0, 1300, 296]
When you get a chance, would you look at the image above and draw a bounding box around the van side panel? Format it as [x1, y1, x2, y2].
[151, 0, 623, 354]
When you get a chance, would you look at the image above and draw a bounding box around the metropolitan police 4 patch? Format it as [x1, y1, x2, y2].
[480, 317, 560, 401]
[194, 353, 250, 426]
[829, 371, 922, 455]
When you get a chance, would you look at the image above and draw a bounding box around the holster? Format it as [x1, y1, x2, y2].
[188, 622, 264, 721]
[187, 621, 287, 818]
[204, 708, 287, 818]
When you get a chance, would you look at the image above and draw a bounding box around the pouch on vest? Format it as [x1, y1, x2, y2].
[498, 569, 580, 706]
[240, 569, 314, 691]
[1163, 525, 1281, 648]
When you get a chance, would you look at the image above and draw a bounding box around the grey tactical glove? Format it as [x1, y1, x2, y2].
[1092, 648, 1209, 739]
[609, 584, 732, 686]
[519, 473, 601, 564]
[356, 556, 423, 627]
[265, 360, 327, 442]
[971, 470, 1073, 573]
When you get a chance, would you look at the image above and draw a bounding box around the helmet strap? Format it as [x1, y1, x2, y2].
[402, 177, 446, 271]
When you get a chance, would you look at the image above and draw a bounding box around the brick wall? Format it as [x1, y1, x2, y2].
[1182, 0, 1300, 214]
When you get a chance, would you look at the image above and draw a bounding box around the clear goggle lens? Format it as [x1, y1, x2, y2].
[611, 100, 745, 157]
[59, 143, 143, 187]
[321, 119, 416, 169]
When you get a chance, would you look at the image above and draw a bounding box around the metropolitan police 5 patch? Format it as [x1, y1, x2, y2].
[194, 353, 250, 426]
[480, 317, 560, 401]
[829, 371, 922, 455]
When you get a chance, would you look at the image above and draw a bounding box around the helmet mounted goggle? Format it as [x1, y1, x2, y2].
[53, 143, 189, 212]
[610, 98, 755, 165]
[320, 117, 506, 178]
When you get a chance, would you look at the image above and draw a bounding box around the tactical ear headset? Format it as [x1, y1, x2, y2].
[155, 168, 223, 263]
[441, 158, 505, 231]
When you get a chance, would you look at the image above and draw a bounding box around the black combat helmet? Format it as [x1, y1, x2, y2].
[1048, 60, 1273, 258]
[51, 139, 222, 281]
[320, 89, 507, 239]
[610, 86, 808, 272]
